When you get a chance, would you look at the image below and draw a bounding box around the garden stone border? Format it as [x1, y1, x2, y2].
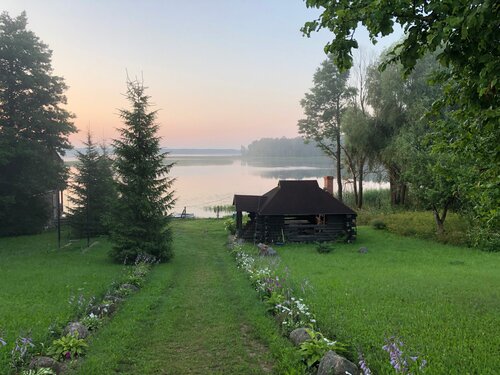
[227, 237, 361, 374]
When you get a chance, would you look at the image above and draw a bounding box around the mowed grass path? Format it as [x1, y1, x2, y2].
[73, 220, 296, 374]
[257, 227, 500, 374]
[0, 232, 123, 370]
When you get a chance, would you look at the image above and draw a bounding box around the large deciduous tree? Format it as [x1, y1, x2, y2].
[298, 55, 355, 201]
[302, 0, 499, 247]
[109, 80, 175, 263]
[0, 12, 75, 235]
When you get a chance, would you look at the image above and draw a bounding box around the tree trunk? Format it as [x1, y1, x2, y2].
[389, 165, 407, 206]
[352, 173, 358, 208]
[336, 130, 342, 201]
[432, 202, 449, 235]
[357, 158, 364, 209]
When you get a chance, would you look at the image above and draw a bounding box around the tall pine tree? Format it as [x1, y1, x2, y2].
[0, 12, 75, 235]
[109, 80, 175, 263]
[67, 131, 116, 238]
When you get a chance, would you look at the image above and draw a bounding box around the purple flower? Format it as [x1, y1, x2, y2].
[358, 352, 372, 375]
[382, 337, 408, 373]
[65, 351, 72, 360]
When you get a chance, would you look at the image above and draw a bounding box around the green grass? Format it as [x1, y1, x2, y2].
[357, 210, 470, 246]
[72, 220, 298, 374]
[0, 231, 123, 370]
[248, 227, 500, 374]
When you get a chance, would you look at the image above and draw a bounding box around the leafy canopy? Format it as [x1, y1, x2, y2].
[0, 11, 75, 235]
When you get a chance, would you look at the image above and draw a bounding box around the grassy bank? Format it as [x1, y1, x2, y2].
[245, 227, 500, 374]
[0, 232, 123, 370]
[72, 220, 298, 374]
[357, 210, 470, 246]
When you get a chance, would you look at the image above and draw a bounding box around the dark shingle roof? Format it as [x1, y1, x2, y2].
[233, 180, 356, 215]
[233, 195, 262, 212]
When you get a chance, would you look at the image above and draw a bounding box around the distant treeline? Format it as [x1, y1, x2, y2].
[241, 137, 326, 158]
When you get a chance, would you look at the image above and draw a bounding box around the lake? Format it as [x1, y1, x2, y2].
[64, 154, 389, 218]
[168, 154, 388, 218]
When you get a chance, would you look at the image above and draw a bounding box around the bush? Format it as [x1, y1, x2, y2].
[316, 242, 333, 254]
[224, 219, 236, 235]
[371, 219, 387, 230]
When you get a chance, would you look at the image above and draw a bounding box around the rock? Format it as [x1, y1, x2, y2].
[121, 283, 140, 292]
[29, 356, 61, 373]
[64, 322, 89, 339]
[289, 328, 311, 346]
[358, 247, 368, 254]
[257, 243, 278, 256]
[103, 294, 124, 304]
[89, 302, 117, 317]
[317, 351, 360, 375]
[227, 234, 235, 243]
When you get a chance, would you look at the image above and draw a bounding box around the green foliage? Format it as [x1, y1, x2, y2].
[81, 314, 102, 331]
[367, 211, 468, 246]
[370, 219, 386, 230]
[22, 369, 55, 375]
[299, 329, 347, 368]
[302, 0, 499, 247]
[0, 11, 76, 235]
[224, 218, 236, 235]
[263, 290, 285, 313]
[242, 137, 326, 158]
[109, 80, 175, 264]
[203, 204, 235, 215]
[467, 225, 500, 253]
[298, 55, 356, 200]
[47, 333, 88, 361]
[315, 242, 333, 254]
[68, 132, 117, 238]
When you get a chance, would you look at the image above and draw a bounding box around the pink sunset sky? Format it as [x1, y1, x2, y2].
[3, 1, 402, 149]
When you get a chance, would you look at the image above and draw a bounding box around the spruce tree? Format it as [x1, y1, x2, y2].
[67, 132, 116, 238]
[109, 80, 175, 263]
[0, 12, 75, 235]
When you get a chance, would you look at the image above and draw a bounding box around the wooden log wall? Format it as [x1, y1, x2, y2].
[253, 214, 357, 243]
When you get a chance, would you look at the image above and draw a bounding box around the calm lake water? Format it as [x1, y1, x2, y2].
[64, 154, 389, 218]
[168, 155, 388, 218]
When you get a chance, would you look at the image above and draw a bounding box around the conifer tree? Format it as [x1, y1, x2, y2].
[109, 80, 175, 263]
[67, 132, 116, 238]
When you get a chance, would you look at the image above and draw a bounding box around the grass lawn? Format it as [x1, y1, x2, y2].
[247, 227, 500, 374]
[0, 231, 124, 371]
[72, 219, 298, 374]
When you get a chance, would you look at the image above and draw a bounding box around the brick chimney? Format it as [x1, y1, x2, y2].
[323, 176, 334, 195]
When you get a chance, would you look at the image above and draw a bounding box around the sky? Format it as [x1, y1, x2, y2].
[3, 0, 402, 149]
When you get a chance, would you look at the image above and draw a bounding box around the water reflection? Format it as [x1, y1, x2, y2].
[64, 156, 389, 218]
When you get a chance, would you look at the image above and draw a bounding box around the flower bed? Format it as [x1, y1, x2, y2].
[1, 254, 157, 374]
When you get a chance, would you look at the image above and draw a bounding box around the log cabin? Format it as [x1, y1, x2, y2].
[233, 179, 356, 243]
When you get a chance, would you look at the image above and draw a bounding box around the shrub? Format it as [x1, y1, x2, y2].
[224, 219, 236, 235]
[316, 242, 333, 254]
[371, 219, 387, 230]
[299, 329, 348, 368]
[81, 314, 102, 331]
[47, 333, 88, 361]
